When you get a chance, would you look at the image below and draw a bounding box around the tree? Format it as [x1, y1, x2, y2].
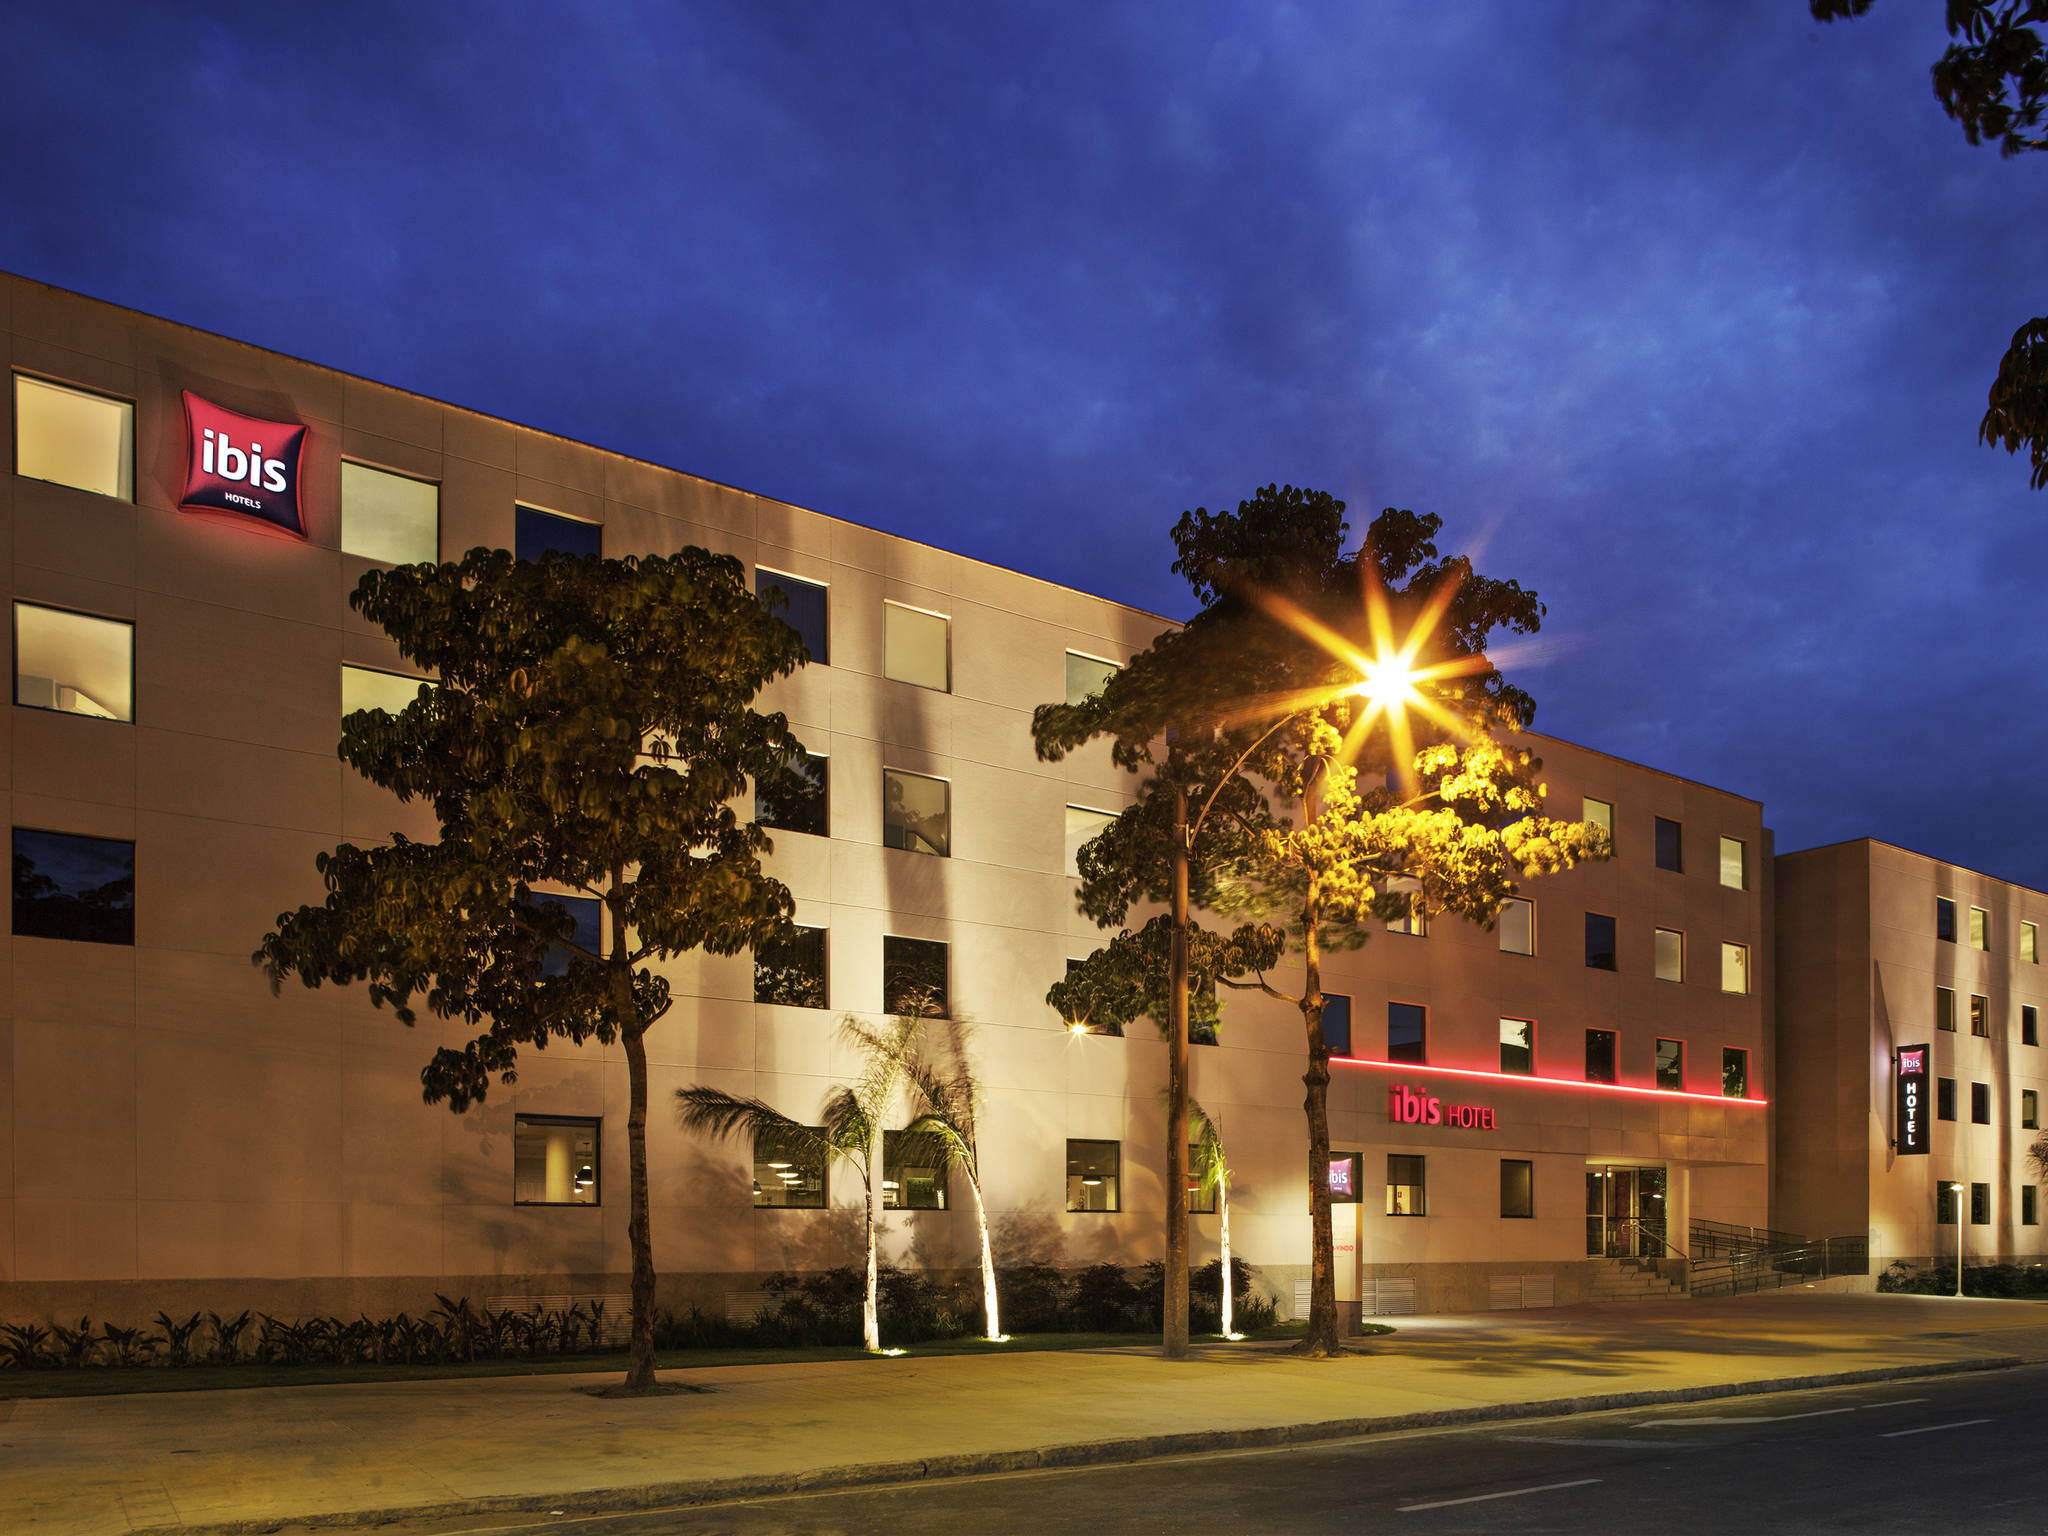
[255, 546, 808, 1392]
[1189, 1099, 1237, 1339]
[1813, 1, 2048, 487]
[902, 1019, 1005, 1341]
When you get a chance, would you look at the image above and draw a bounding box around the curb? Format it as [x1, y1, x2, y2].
[137, 1354, 2024, 1534]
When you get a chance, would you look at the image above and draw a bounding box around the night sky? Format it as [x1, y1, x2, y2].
[3, 3, 2041, 883]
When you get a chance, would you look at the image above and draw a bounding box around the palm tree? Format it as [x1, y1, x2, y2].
[1190, 1099, 1238, 1339]
[903, 1022, 1003, 1341]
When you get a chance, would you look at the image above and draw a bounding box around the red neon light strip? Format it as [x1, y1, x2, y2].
[1332, 1055, 1767, 1107]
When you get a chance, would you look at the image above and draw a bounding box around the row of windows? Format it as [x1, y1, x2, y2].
[1935, 987, 2042, 1045]
[1930, 1077, 2040, 1129]
[1937, 1181, 2040, 1227]
[1935, 896, 2039, 962]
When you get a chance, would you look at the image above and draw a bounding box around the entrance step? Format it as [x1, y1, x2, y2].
[1587, 1258, 1687, 1302]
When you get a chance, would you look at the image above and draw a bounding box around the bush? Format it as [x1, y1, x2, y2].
[1877, 1260, 2048, 1297]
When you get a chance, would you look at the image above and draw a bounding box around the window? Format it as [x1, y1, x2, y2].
[514, 504, 600, 560]
[1060, 957, 1123, 1037]
[1498, 897, 1534, 955]
[13, 374, 132, 500]
[1386, 1154, 1427, 1216]
[883, 602, 949, 691]
[12, 828, 134, 945]
[14, 602, 132, 721]
[2026, 1185, 2039, 1226]
[754, 1123, 827, 1208]
[882, 768, 949, 856]
[1937, 1183, 1958, 1224]
[1937, 897, 1956, 943]
[341, 461, 438, 564]
[1654, 928, 1684, 983]
[512, 1116, 599, 1205]
[1969, 906, 1989, 951]
[1656, 1038, 1685, 1092]
[1972, 1081, 1990, 1124]
[2025, 1005, 2039, 1046]
[755, 925, 827, 1008]
[882, 935, 947, 1016]
[1582, 797, 1613, 844]
[1971, 1182, 1991, 1225]
[1187, 1144, 1217, 1214]
[2025, 921, 2039, 964]
[341, 664, 429, 718]
[1585, 1028, 1617, 1084]
[1937, 1077, 1956, 1121]
[1328, 1152, 1363, 1204]
[1585, 912, 1617, 971]
[1721, 942, 1750, 995]
[1970, 994, 1989, 1037]
[1719, 836, 1747, 890]
[1067, 1139, 1120, 1211]
[756, 569, 828, 665]
[527, 893, 601, 978]
[1385, 877, 1426, 936]
[757, 752, 829, 838]
[883, 1128, 948, 1210]
[1722, 1047, 1749, 1098]
[1937, 986, 1956, 1032]
[1387, 1001, 1427, 1063]
[1500, 1159, 1534, 1219]
[1066, 651, 1118, 706]
[1654, 817, 1682, 873]
[1064, 806, 1117, 878]
[1322, 993, 1352, 1056]
[2023, 1089, 2039, 1130]
[1500, 1018, 1534, 1075]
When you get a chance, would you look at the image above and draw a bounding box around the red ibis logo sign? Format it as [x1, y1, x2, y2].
[180, 391, 308, 537]
[1388, 1083, 1498, 1130]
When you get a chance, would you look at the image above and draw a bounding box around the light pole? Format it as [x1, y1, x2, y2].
[1949, 1181, 1965, 1297]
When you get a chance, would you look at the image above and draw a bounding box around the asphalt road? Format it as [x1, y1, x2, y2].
[415, 1364, 2047, 1536]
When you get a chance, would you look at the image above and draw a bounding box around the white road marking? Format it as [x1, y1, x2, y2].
[1399, 1478, 1602, 1513]
[1867, 1398, 1928, 1407]
[1879, 1417, 1994, 1438]
[1636, 1406, 1859, 1427]
[1496, 1436, 1702, 1449]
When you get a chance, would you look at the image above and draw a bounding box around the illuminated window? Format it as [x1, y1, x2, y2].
[12, 827, 133, 945]
[754, 1123, 827, 1209]
[1385, 877, 1426, 936]
[1937, 897, 1956, 943]
[1655, 1038, 1685, 1092]
[1388, 1001, 1426, 1063]
[756, 569, 828, 664]
[1066, 1139, 1120, 1211]
[883, 1128, 948, 1210]
[755, 925, 827, 1008]
[14, 602, 132, 721]
[1719, 836, 1747, 890]
[1500, 1018, 1534, 1075]
[2025, 922, 2039, 963]
[1066, 651, 1118, 706]
[2023, 1090, 2038, 1130]
[1971, 1182, 1990, 1225]
[512, 1115, 599, 1205]
[1937, 986, 1956, 1032]
[1721, 942, 1750, 995]
[882, 767, 949, 856]
[1064, 805, 1117, 878]
[1969, 906, 1989, 951]
[883, 602, 949, 691]
[13, 374, 132, 500]
[1322, 993, 1353, 1056]
[341, 664, 429, 718]
[1937, 1077, 1956, 1121]
[1582, 797, 1613, 845]
[1654, 817, 1683, 873]
[1970, 994, 1989, 1037]
[1386, 1154, 1427, 1216]
[757, 752, 828, 837]
[2025, 1005, 2039, 1046]
[882, 935, 947, 1016]
[341, 461, 438, 564]
[514, 504, 600, 560]
[1585, 1028, 1617, 1085]
[1498, 897, 1534, 955]
[1500, 1159, 1534, 1219]
[2026, 1186, 2039, 1226]
[1585, 912, 1617, 971]
[1971, 1081, 1990, 1124]
[1654, 928, 1684, 983]
[1722, 1047, 1749, 1098]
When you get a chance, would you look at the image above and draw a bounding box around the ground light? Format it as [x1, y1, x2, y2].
[1951, 1182, 1966, 1296]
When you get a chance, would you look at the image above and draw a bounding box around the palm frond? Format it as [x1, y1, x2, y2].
[676, 1086, 809, 1147]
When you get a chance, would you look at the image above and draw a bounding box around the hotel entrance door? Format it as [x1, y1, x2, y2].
[1585, 1165, 1668, 1258]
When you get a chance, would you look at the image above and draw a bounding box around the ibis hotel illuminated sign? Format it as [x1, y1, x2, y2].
[1388, 1084, 1498, 1130]
[180, 390, 308, 537]
[1896, 1043, 1931, 1155]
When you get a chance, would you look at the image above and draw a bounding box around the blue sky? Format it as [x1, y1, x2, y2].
[3, 2, 2041, 881]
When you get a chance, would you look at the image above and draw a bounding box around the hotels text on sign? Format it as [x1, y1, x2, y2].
[1388, 1084, 1498, 1130]
[1896, 1042, 1931, 1155]
[179, 391, 309, 537]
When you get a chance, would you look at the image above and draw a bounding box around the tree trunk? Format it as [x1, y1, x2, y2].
[620, 1019, 658, 1389]
[1220, 1177, 1234, 1338]
[1300, 880, 1341, 1358]
[864, 1120, 883, 1352]
[969, 1167, 1002, 1340]
[1164, 782, 1191, 1360]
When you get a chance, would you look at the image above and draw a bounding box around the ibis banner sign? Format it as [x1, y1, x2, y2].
[180, 390, 308, 537]
[1896, 1043, 1931, 1155]
[1388, 1084, 1498, 1130]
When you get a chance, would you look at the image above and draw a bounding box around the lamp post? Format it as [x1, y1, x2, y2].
[1949, 1181, 1966, 1297]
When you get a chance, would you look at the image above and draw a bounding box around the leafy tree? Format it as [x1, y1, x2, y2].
[1813, 1, 2048, 487]
[255, 546, 808, 1392]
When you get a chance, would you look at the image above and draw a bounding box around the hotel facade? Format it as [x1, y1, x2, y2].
[0, 273, 2024, 1331]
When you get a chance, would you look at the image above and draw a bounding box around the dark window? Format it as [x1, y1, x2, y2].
[1060, 957, 1124, 1037]
[1388, 1001, 1427, 1063]
[1500, 1158, 1534, 1218]
[1067, 1139, 1120, 1211]
[1322, 993, 1352, 1056]
[512, 1115, 600, 1205]
[2025, 1005, 2039, 1046]
[514, 504, 601, 560]
[2025, 1185, 2039, 1226]
[754, 925, 827, 1008]
[2023, 1089, 2038, 1130]
[1386, 1154, 1426, 1216]
[1722, 1047, 1749, 1098]
[1585, 912, 1617, 970]
[756, 752, 828, 837]
[1655, 1038, 1685, 1092]
[1936, 986, 1956, 1031]
[1937, 1183, 1958, 1224]
[1654, 817, 1683, 873]
[1972, 1081, 1990, 1124]
[754, 1123, 827, 1208]
[527, 893, 601, 977]
[1937, 1077, 1956, 1121]
[883, 935, 947, 1016]
[756, 569, 828, 664]
[1500, 1017, 1534, 1075]
[1328, 1152, 1363, 1204]
[1970, 994, 1989, 1036]
[1585, 1028, 1617, 1085]
[1971, 1182, 1991, 1225]
[11, 828, 134, 945]
[883, 1128, 949, 1210]
[1937, 896, 1956, 942]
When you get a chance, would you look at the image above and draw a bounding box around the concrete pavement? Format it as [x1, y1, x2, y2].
[3, 1291, 2044, 1535]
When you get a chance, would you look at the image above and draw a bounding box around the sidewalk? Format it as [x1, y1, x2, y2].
[6, 1290, 2045, 1534]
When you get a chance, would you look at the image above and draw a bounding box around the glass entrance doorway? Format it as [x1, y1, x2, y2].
[1586, 1165, 1668, 1258]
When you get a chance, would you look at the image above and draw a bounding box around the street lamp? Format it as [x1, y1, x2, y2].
[1949, 1181, 1966, 1297]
